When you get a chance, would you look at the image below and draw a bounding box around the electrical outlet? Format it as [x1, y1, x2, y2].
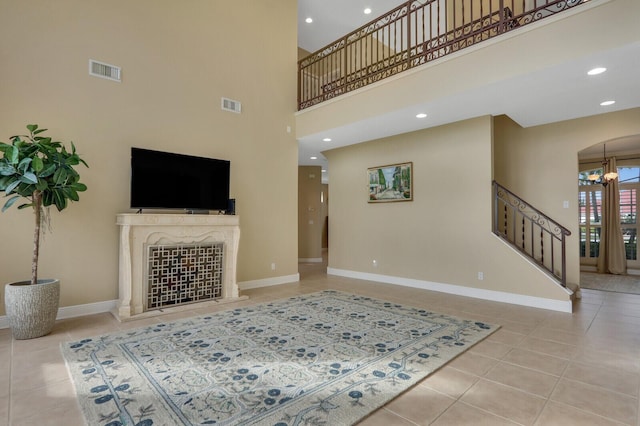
[477, 271, 484, 280]
[271, 263, 276, 271]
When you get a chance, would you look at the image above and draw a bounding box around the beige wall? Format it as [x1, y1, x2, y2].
[326, 116, 570, 301]
[298, 166, 323, 260]
[0, 0, 298, 315]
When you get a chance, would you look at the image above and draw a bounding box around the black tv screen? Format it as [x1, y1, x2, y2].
[130, 147, 230, 211]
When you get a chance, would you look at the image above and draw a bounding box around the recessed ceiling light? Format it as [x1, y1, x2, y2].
[416, 113, 427, 118]
[588, 67, 607, 76]
[600, 100, 615, 106]
[323, 137, 332, 142]
[310, 156, 318, 160]
[305, 17, 313, 23]
[364, 8, 372, 14]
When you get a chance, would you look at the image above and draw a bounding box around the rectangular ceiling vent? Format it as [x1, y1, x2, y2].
[89, 59, 121, 82]
[221, 97, 242, 113]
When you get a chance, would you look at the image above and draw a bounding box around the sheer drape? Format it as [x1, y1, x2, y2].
[597, 157, 627, 274]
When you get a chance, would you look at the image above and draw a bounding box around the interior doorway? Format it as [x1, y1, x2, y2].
[579, 137, 640, 294]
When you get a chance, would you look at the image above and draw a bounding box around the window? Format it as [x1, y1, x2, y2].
[579, 168, 602, 186]
[619, 166, 640, 184]
[579, 165, 640, 267]
[620, 186, 637, 261]
[578, 187, 602, 262]
[619, 166, 640, 263]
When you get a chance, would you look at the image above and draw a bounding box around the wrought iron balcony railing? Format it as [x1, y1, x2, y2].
[298, 0, 589, 110]
[493, 181, 571, 287]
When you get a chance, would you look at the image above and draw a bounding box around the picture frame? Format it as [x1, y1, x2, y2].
[368, 162, 413, 202]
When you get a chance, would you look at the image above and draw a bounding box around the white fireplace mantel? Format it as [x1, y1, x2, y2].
[115, 213, 245, 321]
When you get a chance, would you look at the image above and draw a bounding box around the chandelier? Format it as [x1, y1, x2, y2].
[587, 144, 618, 186]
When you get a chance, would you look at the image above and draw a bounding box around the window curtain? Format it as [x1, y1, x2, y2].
[597, 156, 627, 274]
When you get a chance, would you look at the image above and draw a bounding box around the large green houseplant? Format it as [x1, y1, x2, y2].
[0, 124, 88, 339]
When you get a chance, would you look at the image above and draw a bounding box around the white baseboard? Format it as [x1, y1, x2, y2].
[0, 299, 118, 330]
[238, 274, 300, 290]
[57, 299, 119, 320]
[0, 266, 574, 329]
[298, 258, 323, 263]
[327, 268, 573, 313]
[0, 274, 304, 329]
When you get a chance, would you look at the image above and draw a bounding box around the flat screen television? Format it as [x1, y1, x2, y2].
[130, 147, 230, 212]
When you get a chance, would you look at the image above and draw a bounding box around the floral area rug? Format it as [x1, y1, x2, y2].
[61, 290, 499, 425]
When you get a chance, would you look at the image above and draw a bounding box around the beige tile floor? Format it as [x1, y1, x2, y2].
[1, 262, 639, 425]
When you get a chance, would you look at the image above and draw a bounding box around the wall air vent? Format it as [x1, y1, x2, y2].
[221, 97, 242, 113]
[89, 59, 121, 82]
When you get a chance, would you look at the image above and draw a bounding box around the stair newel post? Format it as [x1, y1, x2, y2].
[561, 232, 567, 287]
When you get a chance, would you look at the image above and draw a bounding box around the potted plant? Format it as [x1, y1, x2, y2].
[0, 124, 88, 339]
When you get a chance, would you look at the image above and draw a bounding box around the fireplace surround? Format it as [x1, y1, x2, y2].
[115, 213, 245, 321]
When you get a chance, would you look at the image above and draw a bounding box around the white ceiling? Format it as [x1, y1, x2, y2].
[297, 1, 640, 182]
[298, 0, 408, 53]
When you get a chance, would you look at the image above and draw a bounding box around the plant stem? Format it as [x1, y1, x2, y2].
[32, 190, 42, 285]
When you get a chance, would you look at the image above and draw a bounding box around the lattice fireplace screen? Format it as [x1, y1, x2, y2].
[146, 243, 224, 310]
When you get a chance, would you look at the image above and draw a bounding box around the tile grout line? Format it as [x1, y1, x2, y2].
[528, 333, 573, 426]
[534, 294, 639, 426]
[386, 285, 640, 425]
[530, 295, 599, 425]
[422, 372, 520, 425]
[378, 406, 421, 426]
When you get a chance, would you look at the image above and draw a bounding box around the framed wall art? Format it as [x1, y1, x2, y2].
[368, 162, 412, 202]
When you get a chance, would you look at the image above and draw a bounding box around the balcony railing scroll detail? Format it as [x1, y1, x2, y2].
[298, 0, 589, 110]
[493, 181, 571, 287]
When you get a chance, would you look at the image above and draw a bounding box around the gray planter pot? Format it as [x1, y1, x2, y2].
[4, 279, 60, 340]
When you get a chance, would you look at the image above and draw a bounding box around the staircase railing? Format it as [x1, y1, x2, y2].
[298, 0, 589, 110]
[493, 181, 571, 287]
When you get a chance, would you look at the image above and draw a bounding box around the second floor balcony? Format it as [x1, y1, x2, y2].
[298, 0, 590, 110]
